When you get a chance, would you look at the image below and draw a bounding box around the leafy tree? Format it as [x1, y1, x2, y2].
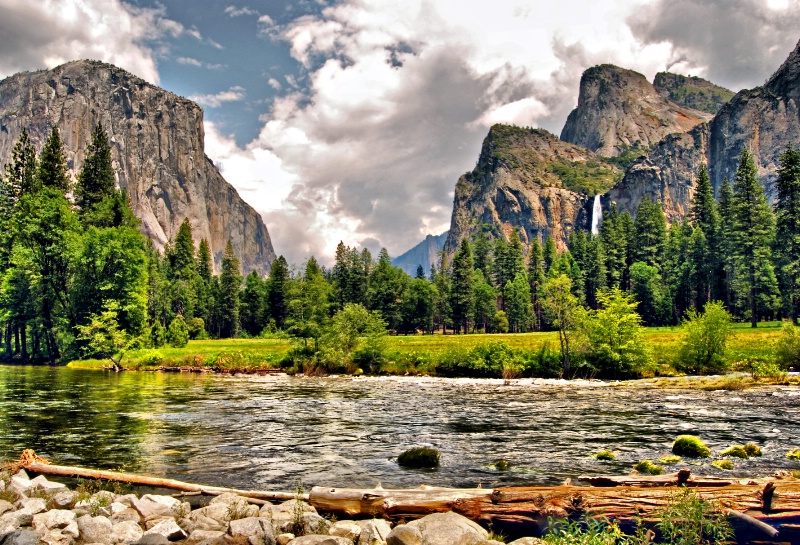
[217, 240, 242, 338]
[630, 261, 668, 326]
[37, 127, 71, 193]
[677, 301, 732, 375]
[578, 287, 652, 378]
[775, 145, 800, 322]
[266, 255, 290, 329]
[76, 302, 134, 371]
[150, 319, 167, 348]
[449, 238, 475, 334]
[76, 123, 116, 217]
[367, 248, 407, 331]
[320, 303, 387, 370]
[731, 149, 777, 327]
[400, 276, 436, 334]
[166, 314, 189, 347]
[286, 257, 331, 351]
[542, 274, 580, 375]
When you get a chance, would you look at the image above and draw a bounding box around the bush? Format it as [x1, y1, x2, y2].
[397, 447, 440, 468]
[677, 302, 732, 375]
[672, 435, 711, 458]
[166, 315, 189, 348]
[657, 488, 733, 545]
[593, 450, 616, 461]
[720, 445, 748, 458]
[150, 321, 167, 348]
[775, 321, 800, 368]
[187, 317, 206, 340]
[711, 460, 734, 470]
[634, 460, 664, 475]
[744, 443, 762, 457]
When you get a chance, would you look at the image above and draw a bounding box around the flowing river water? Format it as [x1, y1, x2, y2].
[1, 365, 799, 491]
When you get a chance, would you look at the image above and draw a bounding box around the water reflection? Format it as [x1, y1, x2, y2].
[1, 366, 799, 491]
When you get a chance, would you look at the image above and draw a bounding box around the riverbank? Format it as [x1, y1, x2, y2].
[62, 322, 799, 388]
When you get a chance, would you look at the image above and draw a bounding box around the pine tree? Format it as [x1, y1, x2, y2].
[599, 206, 627, 288]
[3, 129, 38, 201]
[505, 272, 532, 333]
[76, 123, 115, 214]
[415, 264, 426, 280]
[527, 237, 546, 329]
[472, 231, 492, 275]
[266, 255, 290, 329]
[449, 238, 475, 334]
[542, 235, 558, 276]
[731, 149, 776, 327]
[633, 196, 667, 269]
[367, 248, 407, 331]
[717, 178, 736, 310]
[37, 127, 70, 193]
[690, 165, 721, 303]
[169, 219, 197, 279]
[218, 240, 242, 337]
[472, 269, 496, 333]
[775, 145, 800, 322]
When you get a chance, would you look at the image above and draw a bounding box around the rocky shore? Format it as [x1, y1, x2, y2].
[0, 471, 541, 545]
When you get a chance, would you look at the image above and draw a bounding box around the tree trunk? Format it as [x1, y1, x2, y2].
[13, 324, 20, 356]
[20, 324, 28, 361]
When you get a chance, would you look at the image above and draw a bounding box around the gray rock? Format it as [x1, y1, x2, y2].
[51, 492, 76, 510]
[0, 529, 39, 545]
[110, 521, 144, 544]
[144, 518, 187, 541]
[329, 521, 361, 541]
[275, 534, 294, 545]
[135, 534, 170, 545]
[355, 520, 390, 545]
[404, 512, 487, 545]
[32, 510, 79, 539]
[16, 498, 47, 516]
[507, 538, 546, 545]
[262, 500, 317, 520]
[77, 514, 114, 544]
[7, 476, 32, 498]
[1, 511, 31, 531]
[110, 508, 142, 525]
[186, 529, 227, 545]
[277, 514, 329, 537]
[289, 537, 352, 545]
[116, 495, 138, 508]
[179, 512, 224, 534]
[385, 525, 421, 545]
[132, 496, 185, 521]
[38, 529, 74, 545]
[0, 501, 14, 517]
[229, 517, 276, 545]
[28, 477, 67, 494]
[206, 495, 258, 522]
[144, 516, 178, 531]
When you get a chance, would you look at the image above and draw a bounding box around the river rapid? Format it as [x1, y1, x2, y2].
[1, 365, 799, 491]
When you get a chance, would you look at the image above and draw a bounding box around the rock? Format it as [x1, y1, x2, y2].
[7, 475, 32, 497]
[135, 535, 170, 545]
[0, 529, 39, 545]
[507, 538, 546, 545]
[51, 492, 77, 509]
[29, 476, 67, 494]
[110, 520, 145, 544]
[262, 500, 317, 519]
[132, 496, 187, 521]
[39, 529, 74, 545]
[653, 72, 734, 115]
[275, 534, 294, 545]
[208, 494, 258, 521]
[1, 511, 31, 530]
[403, 512, 487, 545]
[355, 520, 390, 545]
[190, 504, 232, 526]
[16, 498, 47, 516]
[186, 529, 227, 545]
[385, 525, 421, 545]
[393, 232, 448, 277]
[329, 521, 361, 541]
[288, 537, 352, 545]
[0, 501, 15, 517]
[116, 495, 139, 508]
[228, 517, 274, 543]
[32, 510, 79, 539]
[110, 508, 142, 525]
[77, 515, 114, 544]
[144, 518, 187, 541]
[179, 512, 224, 534]
[144, 516, 178, 531]
[0, 60, 277, 275]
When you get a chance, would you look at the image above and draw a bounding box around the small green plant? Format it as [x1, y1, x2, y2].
[672, 435, 711, 458]
[486, 530, 507, 543]
[167, 314, 190, 348]
[720, 445, 748, 458]
[634, 460, 664, 475]
[397, 447, 440, 468]
[291, 482, 306, 536]
[543, 517, 627, 545]
[711, 460, 734, 470]
[593, 450, 616, 461]
[658, 455, 681, 464]
[787, 449, 800, 461]
[774, 321, 800, 368]
[744, 443, 762, 457]
[656, 488, 733, 545]
[493, 459, 510, 471]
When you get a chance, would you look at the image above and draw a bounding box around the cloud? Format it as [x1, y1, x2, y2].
[225, 6, 259, 17]
[190, 86, 246, 107]
[177, 56, 226, 70]
[628, 0, 800, 91]
[0, 0, 176, 83]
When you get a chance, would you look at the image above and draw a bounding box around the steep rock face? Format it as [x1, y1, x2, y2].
[560, 64, 713, 157]
[653, 72, 734, 115]
[392, 232, 448, 276]
[444, 125, 619, 256]
[608, 39, 800, 221]
[0, 60, 275, 274]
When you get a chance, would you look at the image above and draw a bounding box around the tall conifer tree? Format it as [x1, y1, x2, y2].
[76, 123, 116, 214]
[37, 127, 70, 193]
[775, 145, 800, 322]
[449, 238, 475, 334]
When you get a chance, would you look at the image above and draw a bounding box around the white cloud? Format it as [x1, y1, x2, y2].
[225, 6, 259, 17]
[177, 56, 203, 67]
[267, 78, 282, 90]
[0, 0, 176, 83]
[190, 86, 246, 108]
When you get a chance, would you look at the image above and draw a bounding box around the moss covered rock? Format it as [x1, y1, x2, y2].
[672, 435, 711, 458]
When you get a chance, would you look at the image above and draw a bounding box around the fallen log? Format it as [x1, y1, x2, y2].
[13, 450, 302, 502]
[579, 469, 765, 488]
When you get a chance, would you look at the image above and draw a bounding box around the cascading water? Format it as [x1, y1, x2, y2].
[591, 194, 602, 235]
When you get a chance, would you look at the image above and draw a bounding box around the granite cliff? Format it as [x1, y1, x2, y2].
[653, 72, 734, 115]
[393, 232, 448, 277]
[560, 64, 714, 158]
[0, 60, 275, 274]
[608, 39, 800, 221]
[443, 125, 621, 256]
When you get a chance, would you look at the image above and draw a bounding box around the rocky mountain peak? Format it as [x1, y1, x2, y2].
[560, 64, 713, 158]
[0, 59, 276, 274]
[765, 38, 800, 98]
[653, 72, 734, 115]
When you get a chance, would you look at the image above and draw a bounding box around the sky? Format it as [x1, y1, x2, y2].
[1, 0, 799, 266]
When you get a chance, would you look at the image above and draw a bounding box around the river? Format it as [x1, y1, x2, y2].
[1, 365, 799, 491]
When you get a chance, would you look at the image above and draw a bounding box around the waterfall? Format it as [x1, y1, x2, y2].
[591, 194, 602, 235]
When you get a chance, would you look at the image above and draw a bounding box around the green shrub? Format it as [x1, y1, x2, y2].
[543, 517, 627, 545]
[521, 343, 563, 377]
[493, 459, 510, 471]
[711, 460, 734, 470]
[744, 443, 762, 457]
[656, 488, 733, 545]
[634, 460, 664, 475]
[593, 450, 616, 461]
[166, 315, 189, 348]
[720, 445, 748, 459]
[774, 321, 800, 368]
[743, 359, 787, 380]
[659, 455, 681, 464]
[187, 317, 206, 340]
[133, 349, 163, 368]
[788, 449, 800, 461]
[397, 447, 440, 468]
[150, 321, 167, 348]
[672, 435, 711, 458]
[677, 302, 732, 375]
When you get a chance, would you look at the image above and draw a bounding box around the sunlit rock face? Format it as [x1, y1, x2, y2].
[0, 59, 275, 274]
